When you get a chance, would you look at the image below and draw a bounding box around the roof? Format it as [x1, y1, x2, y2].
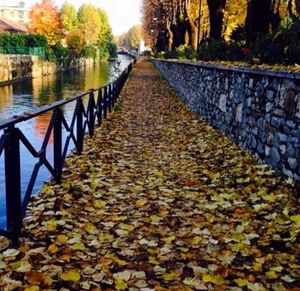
[0, 17, 28, 33]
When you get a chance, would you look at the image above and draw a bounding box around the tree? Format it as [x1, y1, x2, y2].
[207, 0, 227, 39]
[29, 0, 63, 46]
[61, 2, 78, 33]
[66, 29, 85, 53]
[245, 0, 272, 44]
[78, 4, 102, 46]
[117, 25, 143, 50]
[127, 25, 143, 49]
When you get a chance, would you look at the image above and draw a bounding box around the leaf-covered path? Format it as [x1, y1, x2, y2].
[1, 59, 299, 290]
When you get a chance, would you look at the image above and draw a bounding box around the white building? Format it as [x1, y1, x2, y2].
[0, 2, 30, 25]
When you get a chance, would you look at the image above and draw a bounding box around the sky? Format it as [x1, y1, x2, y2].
[3, 0, 142, 35]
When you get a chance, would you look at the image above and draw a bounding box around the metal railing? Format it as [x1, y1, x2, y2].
[0, 59, 135, 246]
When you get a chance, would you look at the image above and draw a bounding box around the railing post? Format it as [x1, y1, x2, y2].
[96, 88, 103, 125]
[76, 98, 84, 154]
[103, 86, 108, 119]
[53, 109, 62, 183]
[112, 83, 116, 106]
[88, 91, 95, 137]
[108, 84, 112, 113]
[4, 126, 21, 246]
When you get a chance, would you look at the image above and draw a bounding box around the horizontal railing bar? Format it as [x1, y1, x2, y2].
[0, 79, 117, 130]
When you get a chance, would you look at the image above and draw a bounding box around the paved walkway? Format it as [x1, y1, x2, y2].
[0, 59, 299, 290]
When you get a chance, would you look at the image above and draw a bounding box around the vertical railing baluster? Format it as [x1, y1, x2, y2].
[53, 109, 62, 183]
[88, 91, 95, 137]
[108, 84, 112, 113]
[76, 98, 84, 154]
[97, 88, 102, 125]
[4, 126, 21, 246]
[103, 86, 108, 119]
[111, 83, 115, 108]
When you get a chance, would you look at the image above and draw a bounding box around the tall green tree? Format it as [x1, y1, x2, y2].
[61, 2, 78, 33]
[78, 4, 102, 45]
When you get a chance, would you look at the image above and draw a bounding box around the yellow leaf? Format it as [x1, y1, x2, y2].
[188, 236, 202, 245]
[18, 245, 30, 253]
[24, 286, 40, 291]
[149, 256, 159, 264]
[178, 247, 189, 253]
[43, 275, 53, 285]
[154, 170, 164, 178]
[203, 169, 220, 180]
[253, 262, 262, 272]
[71, 243, 85, 251]
[264, 194, 276, 202]
[162, 271, 180, 281]
[162, 235, 176, 244]
[234, 278, 248, 287]
[150, 215, 160, 222]
[84, 223, 96, 234]
[115, 277, 128, 290]
[60, 269, 81, 282]
[98, 232, 113, 242]
[266, 271, 278, 279]
[183, 277, 201, 286]
[290, 215, 300, 225]
[57, 235, 68, 244]
[136, 199, 148, 207]
[94, 201, 106, 209]
[46, 220, 57, 232]
[10, 261, 21, 269]
[120, 224, 135, 232]
[48, 244, 58, 254]
[202, 274, 224, 285]
[112, 215, 127, 221]
[60, 254, 71, 262]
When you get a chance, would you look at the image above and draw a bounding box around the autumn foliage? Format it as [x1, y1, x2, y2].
[29, 0, 63, 46]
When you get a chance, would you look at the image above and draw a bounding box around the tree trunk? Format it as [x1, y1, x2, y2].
[166, 19, 174, 51]
[171, 20, 187, 49]
[207, 0, 227, 39]
[186, 20, 198, 49]
[246, 0, 272, 44]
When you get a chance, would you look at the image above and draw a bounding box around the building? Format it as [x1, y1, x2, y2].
[0, 2, 30, 25]
[0, 17, 28, 33]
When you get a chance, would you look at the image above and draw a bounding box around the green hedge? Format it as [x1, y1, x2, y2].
[0, 32, 48, 58]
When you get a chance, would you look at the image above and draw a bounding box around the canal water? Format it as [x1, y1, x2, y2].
[0, 54, 133, 228]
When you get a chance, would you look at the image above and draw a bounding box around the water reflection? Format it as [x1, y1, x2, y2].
[0, 55, 133, 227]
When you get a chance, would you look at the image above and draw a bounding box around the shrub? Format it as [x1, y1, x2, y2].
[107, 42, 117, 58]
[164, 50, 179, 59]
[66, 29, 86, 54]
[252, 34, 285, 64]
[197, 39, 228, 61]
[175, 45, 196, 60]
[230, 26, 246, 45]
[83, 45, 97, 59]
[251, 19, 300, 65]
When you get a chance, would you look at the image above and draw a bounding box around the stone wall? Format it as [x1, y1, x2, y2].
[153, 59, 300, 181]
[0, 55, 94, 85]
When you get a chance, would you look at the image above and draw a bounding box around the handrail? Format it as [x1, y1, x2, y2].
[0, 58, 136, 246]
[0, 81, 114, 130]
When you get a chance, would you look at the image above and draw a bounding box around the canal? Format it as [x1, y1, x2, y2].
[0, 54, 133, 227]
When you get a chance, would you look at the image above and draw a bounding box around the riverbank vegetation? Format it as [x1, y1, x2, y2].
[142, 0, 300, 67]
[0, 0, 117, 62]
[117, 25, 143, 51]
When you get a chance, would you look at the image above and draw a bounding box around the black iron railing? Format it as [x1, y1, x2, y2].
[0, 60, 135, 246]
